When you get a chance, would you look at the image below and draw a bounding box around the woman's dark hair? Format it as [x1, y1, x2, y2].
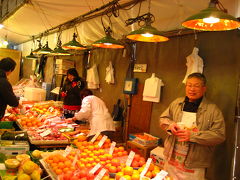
[67, 68, 80, 79]
[0, 57, 16, 72]
[187, 72, 207, 86]
[80, 89, 93, 100]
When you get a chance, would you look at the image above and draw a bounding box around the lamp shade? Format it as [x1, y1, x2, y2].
[127, 25, 169, 42]
[51, 46, 71, 56]
[38, 41, 53, 54]
[92, 35, 124, 49]
[26, 51, 37, 59]
[32, 44, 42, 54]
[62, 33, 86, 50]
[182, 6, 240, 31]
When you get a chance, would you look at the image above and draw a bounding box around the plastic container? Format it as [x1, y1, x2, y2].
[24, 87, 46, 101]
[0, 122, 14, 129]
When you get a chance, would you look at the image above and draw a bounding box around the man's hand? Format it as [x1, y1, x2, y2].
[168, 123, 181, 136]
[176, 129, 191, 142]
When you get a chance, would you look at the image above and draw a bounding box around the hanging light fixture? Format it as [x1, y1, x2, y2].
[62, 32, 86, 50]
[51, 40, 71, 56]
[38, 41, 53, 54]
[126, 0, 169, 42]
[92, 2, 124, 49]
[92, 27, 124, 49]
[32, 40, 42, 54]
[26, 49, 37, 59]
[182, 0, 240, 31]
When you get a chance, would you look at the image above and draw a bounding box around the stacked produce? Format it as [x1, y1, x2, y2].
[4, 154, 42, 180]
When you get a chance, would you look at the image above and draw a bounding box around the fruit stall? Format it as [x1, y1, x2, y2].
[0, 101, 171, 180]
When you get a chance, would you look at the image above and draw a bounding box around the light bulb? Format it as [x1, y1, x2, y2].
[3, 40, 8, 46]
[141, 33, 154, 37]
[203, 17, 220, 24]
[103, 43, 113, 46]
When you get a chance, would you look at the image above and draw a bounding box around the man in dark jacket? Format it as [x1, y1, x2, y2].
[0, 57, 21, 120]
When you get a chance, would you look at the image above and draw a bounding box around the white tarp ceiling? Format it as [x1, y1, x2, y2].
[0, 0, 239, 47]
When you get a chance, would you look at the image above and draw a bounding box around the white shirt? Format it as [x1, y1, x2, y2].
[74, 95, 115, 136]
[87, 64, 100, 89]
[182, 47, 204, 83]
[143, 73, 164, 102]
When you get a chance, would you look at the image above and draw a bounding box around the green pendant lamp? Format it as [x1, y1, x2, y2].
[51, 40, 71, 56]
[92, 27, 124, 49]
[32, 41, 42, 54]
[62, 33, 86, 50]
[26, 49, 37, 59]
[182, 0, 240, 31]
[38, 41, 53, 54]
[126, 20, 169, 42]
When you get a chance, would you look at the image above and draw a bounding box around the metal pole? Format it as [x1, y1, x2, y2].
[231, 75, 240, 180]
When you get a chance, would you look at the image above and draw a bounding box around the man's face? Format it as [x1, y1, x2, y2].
[185, 77, 206, 102]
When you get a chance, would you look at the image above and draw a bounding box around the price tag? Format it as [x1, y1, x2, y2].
[39, 129, 51, 137]
[119, 177, 126, 180]
[36, 129, 45, 133]
[37, 114, 42, 119]
[98, 135, 108, 147]
[109, 141, 116, 155]
[63, 146, 72, 157]
[90, 132, 101, 143]
[48, 107, 54, 112]
[89, 163, 101, 174]
[126, 151, 135, 167]
[94, 168, 107, 180]
[140, 158, 152, 177]
[153, 170, 168, 180]
[72, 154, 78, 166]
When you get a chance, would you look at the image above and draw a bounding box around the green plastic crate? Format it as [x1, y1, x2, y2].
[0, 122, 14, 129]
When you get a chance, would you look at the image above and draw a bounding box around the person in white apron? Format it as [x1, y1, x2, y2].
[68, 89, 115, 140]
[159, 73, 225, 180]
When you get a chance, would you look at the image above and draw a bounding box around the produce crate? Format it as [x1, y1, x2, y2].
[0, 140, 29, 156]
[129, 133, 159, 147]
[126, 141, 156, 159]
[0, 122, 14, 129]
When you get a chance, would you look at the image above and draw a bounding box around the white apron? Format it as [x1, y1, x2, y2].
[165, 111, 205, 180]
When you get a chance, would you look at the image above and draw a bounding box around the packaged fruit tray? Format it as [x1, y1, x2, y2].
[129, 133, 159, 147]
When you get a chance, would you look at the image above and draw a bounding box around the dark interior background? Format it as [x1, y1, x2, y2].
[22, 30, 240, 180]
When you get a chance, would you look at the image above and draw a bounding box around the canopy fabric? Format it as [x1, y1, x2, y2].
[0, 0, 238, 46]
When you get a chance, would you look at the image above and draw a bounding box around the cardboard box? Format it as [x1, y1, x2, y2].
[150, 146, 165, 169]
[129, 133, 159, 147]
[0, 141, 29, 156]
[126, 141, 157, 159]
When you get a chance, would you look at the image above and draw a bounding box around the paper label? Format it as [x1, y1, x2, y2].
[63, 146, 72, 157]
[39, 129, 51, 137]
[153, 170, 168, 180]
[90, 132, 101, 143]
[120, 177, 127, 180]
[89, 163, 101, 174]
[37, 114, 42, 119]
[126, 151, 135, 166]
[109, 141, 116, 155]
[72, 154, 78, 166]
[0, 163, 6, 170]
[140, 158, 152, 177]
[98, 135, 108, 147]
[94, 168, 107, 180]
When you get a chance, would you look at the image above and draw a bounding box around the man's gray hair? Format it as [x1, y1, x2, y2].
[187, 73, 207, 86]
